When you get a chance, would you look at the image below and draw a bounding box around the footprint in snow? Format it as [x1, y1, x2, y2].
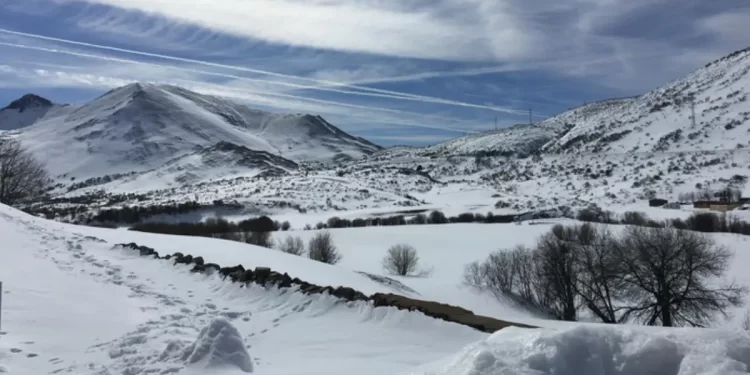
[26, 353, 38, 358]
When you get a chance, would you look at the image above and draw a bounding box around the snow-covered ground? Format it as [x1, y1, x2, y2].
[3, 203, 750, 375]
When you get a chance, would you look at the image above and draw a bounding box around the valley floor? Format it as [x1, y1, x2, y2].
[2, 204, 750, 375]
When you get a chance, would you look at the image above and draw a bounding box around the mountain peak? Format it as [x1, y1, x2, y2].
[3, 94, 53, 111]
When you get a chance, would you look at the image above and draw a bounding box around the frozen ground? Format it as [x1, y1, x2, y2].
[3, 203, 750, 375]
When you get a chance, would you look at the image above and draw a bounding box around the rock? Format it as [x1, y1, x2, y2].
[193, 256, 205, 266]
[138, 246, 155, 257]
[220, 265, 245, 279]
[253, 267, 271, 284]
[332, 286, 355, 300]
[237, 270, 255, 283]
[351, 292, 369, 302]
[278, 273, 292, 288]
[204, 263, 220, 272]
[175, 254, 193, 265]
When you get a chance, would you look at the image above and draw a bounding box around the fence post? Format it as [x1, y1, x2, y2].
[0, 281, 3, 331]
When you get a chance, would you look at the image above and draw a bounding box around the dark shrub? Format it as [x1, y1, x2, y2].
[428, 210, 448, 224]
[352, 218, 367, 227]
[621, 211, 648, 226]
[456, 213, 476, 223]
[686, 212, 721, 232]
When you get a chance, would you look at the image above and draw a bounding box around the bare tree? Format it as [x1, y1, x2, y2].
[613, 226, 747, 327]
[277, 235, 305, 256]
[308, 231, 342, 264]
[0, 139, 49, 205]
[382, 244, 431, 276]
[463, 244, 552, 316]
[571, 224, 629, 323]
[244, 231, 273, 248]
[535, 224, 581, 321]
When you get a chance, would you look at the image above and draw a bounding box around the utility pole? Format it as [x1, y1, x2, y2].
[494, 116, 497, 131]
[528, 108, 532, 125]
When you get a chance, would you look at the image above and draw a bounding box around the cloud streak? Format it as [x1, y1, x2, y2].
[0, 28, 531, 116]
[63, 0, 530, 61]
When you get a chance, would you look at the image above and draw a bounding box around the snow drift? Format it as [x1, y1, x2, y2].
[178, 318, 254, 373]
[419, 325, 750, 375]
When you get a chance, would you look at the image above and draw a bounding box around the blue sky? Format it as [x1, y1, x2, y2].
[1, 0, 749, 146]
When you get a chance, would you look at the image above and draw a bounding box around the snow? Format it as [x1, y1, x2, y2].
[0, 203, 482, 375]
[417, 325, 750, 375]
[4, 192, 750, 374]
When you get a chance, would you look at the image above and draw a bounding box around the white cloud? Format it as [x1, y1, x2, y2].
[0, 29, 530, 115]
[62, 0, 533, 61]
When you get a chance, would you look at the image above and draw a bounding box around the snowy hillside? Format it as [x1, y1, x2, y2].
[542, 47, 750, 154]
[100, 141, 300, 191]
[3, 202, 750, 374]
[4, 83, 380, 180]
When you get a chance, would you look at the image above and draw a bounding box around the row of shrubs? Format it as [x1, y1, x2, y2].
[131, 216, 291, 235]
[577, 206, 750, 235]
[465, 222, 747, 327]
[309, 210, 519, 230]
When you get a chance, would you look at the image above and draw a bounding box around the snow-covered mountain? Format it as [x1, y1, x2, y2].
[3, 83, 380, 179]
[0, 93, 60, 130]
[373, 46, 750, 160]
[542, 47, 750, 154]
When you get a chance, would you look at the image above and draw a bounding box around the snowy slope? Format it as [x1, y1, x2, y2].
[542, 47, 750, 154]
[3, 203, 750, 375]
[8, 83, 379, 180]
[98, 141, 300, 192]
[0, 203, 483, 375]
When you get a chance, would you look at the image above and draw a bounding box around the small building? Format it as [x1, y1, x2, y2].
[649, 198, 668, 207]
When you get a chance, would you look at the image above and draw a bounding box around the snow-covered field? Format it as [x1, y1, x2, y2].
[3, 203, 750, 375]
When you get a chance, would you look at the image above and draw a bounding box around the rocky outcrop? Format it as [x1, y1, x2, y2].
[115, 242, 536, 333]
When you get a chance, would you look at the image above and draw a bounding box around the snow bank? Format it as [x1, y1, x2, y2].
[420, 325, 750, 375]
[178, 318, 253, 373]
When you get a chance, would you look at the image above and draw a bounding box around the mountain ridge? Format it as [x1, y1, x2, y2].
[0, 83, 381, 180]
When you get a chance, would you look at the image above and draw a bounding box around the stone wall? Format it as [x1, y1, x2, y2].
[117, 242, 537, 333]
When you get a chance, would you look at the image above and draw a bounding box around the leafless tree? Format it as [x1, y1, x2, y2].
[613, 226, 747, 327]
[277, 235, 305, 256]
[572, 224, 629, 323]
[534, 224, 581, 321]
[463, 244, 557, 317]
[0, 139, 49, 205]
[244, 231, 273, 248]
[308, 231, 342, 264]
[382, 244, 420, 276]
